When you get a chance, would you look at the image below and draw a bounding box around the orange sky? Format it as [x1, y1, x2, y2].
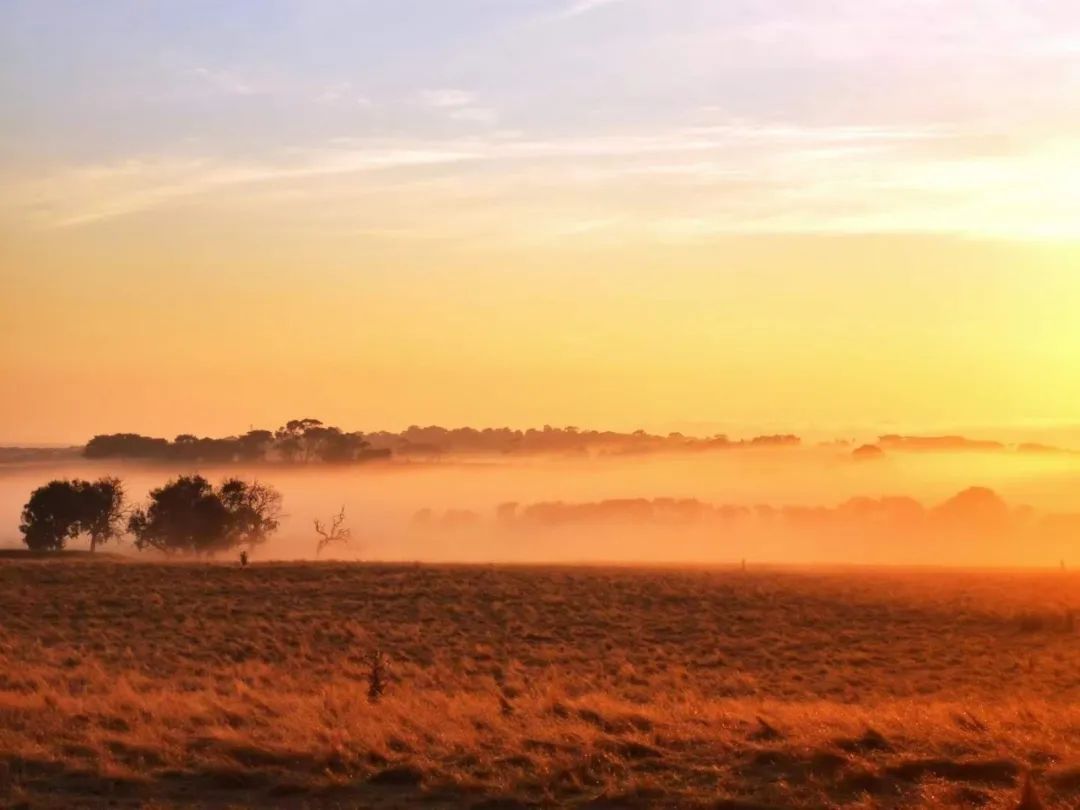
[2, 2, 1080, 443]
[4, 228, 1079, 444]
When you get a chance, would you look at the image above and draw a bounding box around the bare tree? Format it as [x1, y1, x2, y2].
[314, 507, 351, 557]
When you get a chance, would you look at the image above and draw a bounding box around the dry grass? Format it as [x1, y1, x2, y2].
[3, 559, 1080, 808]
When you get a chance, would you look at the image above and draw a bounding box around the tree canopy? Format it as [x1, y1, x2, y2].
[127, 476, 282, 555]
[19, 477, 125, 552]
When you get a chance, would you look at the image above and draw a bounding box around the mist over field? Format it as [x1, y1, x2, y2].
[5, 446, 1079, 566]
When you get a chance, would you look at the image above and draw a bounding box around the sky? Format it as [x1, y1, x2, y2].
[2, 0, 1080, 444]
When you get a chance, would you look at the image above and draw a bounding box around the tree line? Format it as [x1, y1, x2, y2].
[85, 419, 389, 464]
[19, 476, 283, 555]
[83, 418, 801, 463]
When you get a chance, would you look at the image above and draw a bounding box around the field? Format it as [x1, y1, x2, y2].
[2, 559, 1080, 808]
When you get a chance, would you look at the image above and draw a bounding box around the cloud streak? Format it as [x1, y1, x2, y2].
[420, 89, 477, 109]
[3, 0, 1078, 242]
[6, 119, 1079, 240]
[552, 0, 629, 20]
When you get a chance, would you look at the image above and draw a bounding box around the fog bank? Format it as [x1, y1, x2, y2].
[2, 446, 1079, 566]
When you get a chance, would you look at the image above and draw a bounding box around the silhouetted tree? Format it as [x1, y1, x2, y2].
[302, 426, 373, 463]
[78, 477, 126, 552]
[19, 477, 126, 552]
[218, 478, 282, 545]
[300, 424, 343, 461]
[314, 507, 351, 556]
[275, 434, 302, 463]
[275, 418, 323, 462]
[20, 481, 83, 551]
[85, 433, 170, 459]
[128, 475, 281, 555]
[852, 444, 885, 461]
[237, 429, 274, 461]
[172, 434, 202, 461]
[931, 486, 1011, 534]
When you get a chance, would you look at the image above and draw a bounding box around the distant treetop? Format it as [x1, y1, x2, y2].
[84, 421, 390, 465]
[81, 422, 804, 463]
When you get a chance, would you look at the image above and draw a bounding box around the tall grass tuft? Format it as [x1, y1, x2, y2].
[368, 650, 388, 703]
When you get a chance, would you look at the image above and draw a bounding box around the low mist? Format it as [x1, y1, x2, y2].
[2, 446, 1079, 566]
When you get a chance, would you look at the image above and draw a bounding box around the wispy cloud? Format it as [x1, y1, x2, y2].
[449, 107, 500, 125]
[4, 91, 1080, 239]
[186, 66, 261, 96]
[551, 0, 629, 21]
[179, 65, 374, 110]
[420, 88, 500, 127]
[313, 81, 371, 107]
[419, 89, 476, 109]
[4, 147, 480, 227]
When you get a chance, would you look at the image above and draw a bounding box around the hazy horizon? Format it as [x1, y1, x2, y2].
[7, 418, 1080, 451]
[5, 445, 1080, 567]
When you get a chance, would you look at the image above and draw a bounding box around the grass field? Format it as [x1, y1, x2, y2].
[2, 558, 1080, 808]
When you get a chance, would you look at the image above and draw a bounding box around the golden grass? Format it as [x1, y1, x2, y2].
[2, 560, 1080, 807]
